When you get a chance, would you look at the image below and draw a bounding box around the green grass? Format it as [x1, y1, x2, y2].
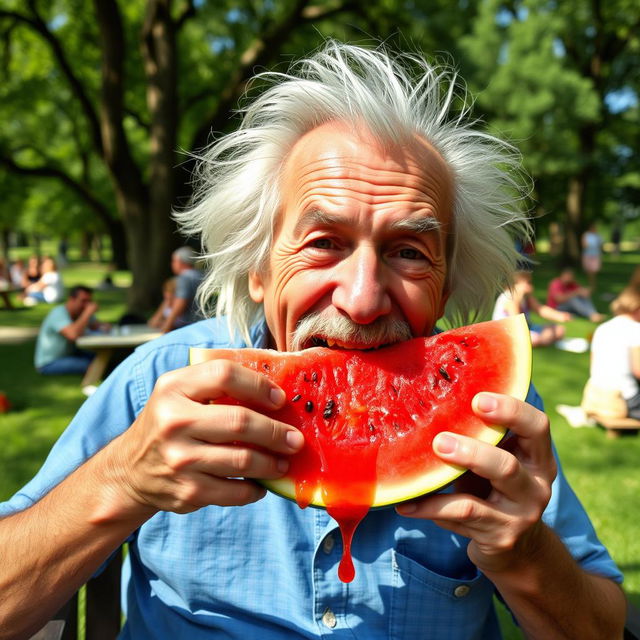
[1, 252, 639, 638]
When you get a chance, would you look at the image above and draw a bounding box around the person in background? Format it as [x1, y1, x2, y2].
[158, 246, 203, 332]
[34, 285, 110, 375]
[582, 286, 640, 419]
[9, 258, 25, 289]
[148, 277, 177, 329]
[546, 266, 605, 322]
[23, 256, 64, 306]
[493, 270, 571, 347]
[581, 223, 603, 291]
[22, 254, 41, 287]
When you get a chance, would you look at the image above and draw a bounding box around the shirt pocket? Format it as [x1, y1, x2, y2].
[388, 549, 498, 640]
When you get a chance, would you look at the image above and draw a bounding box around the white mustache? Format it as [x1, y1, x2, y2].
[291, 312, 413, 351]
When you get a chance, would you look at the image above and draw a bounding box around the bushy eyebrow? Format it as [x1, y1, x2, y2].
[388, 217, 442, 234]
[293, 208, 342, 235]
[294, 207, 442, 235]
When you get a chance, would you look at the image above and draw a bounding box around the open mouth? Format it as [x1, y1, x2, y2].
[304, 336, 392, 351]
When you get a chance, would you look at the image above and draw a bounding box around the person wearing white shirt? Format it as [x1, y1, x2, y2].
[587, 286, 640, 418]
[24, 256, 64, 305]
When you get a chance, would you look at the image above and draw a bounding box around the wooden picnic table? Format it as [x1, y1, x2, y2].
[77, 325, 162, 386]
[0, 284, 22, 309]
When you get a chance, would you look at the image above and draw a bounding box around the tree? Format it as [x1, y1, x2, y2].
[459, 0, 640, 262]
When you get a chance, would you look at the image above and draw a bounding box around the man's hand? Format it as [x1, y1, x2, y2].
[396, 392, 556, 574]
[84, 301, 99, 320]
[107, 360, 304, 518]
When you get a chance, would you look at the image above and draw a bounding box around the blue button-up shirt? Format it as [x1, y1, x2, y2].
[1, 318, 622, 639]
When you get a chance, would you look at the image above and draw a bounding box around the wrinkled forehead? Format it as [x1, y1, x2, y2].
[279, 121, 454, 225]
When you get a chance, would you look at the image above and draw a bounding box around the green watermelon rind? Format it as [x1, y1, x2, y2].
[190, 314, 531, 510]
[261, 425, 507, 509]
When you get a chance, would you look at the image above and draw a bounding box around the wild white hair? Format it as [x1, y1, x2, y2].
[175, 40, 532, 344]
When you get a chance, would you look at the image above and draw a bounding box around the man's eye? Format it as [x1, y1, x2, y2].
[397, 247, 424, 260]
[310, 238, 335, 250]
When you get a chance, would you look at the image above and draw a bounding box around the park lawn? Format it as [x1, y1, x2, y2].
[0, 254, 638, 638]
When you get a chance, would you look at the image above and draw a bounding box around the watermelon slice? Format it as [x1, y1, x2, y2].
[190, 314, 531, 581]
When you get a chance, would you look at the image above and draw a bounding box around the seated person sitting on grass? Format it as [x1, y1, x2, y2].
[582, 286, 640, 420]
[23, 257, 64, 306]
[147, 277, 177, 329]
[546, 266, 605, 323]
[35, 285, 110, 376]
[493, 270, 571, 347]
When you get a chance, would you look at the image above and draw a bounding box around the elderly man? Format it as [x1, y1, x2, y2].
[0, 43, 625, 639]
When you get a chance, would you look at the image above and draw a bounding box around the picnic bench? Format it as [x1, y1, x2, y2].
[27, 544, 640, 640]
[591, 414, 640, 439]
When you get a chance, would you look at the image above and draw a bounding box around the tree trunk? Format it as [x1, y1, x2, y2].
[105, 218, 128, 270]
[563, 176, 583, 264]
[0, 228, 9, 263]
[139, 0, 181, 309]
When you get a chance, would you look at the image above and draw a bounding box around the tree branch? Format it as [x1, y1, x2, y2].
[189, 0, 358, 149]
[93, 0, 147, 205]
[0, 153, 115, 225]
[17, 0, 104, 154]
[175, 0, 197, 30]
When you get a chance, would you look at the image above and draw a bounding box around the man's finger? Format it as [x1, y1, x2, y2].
[156, 359, 286, 409]
[186, 403, 304, 455]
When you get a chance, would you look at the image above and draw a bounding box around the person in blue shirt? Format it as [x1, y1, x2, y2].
[156, 246, 204, 333]
[0, 42, 625, 639]
[34, 284, 109, 375]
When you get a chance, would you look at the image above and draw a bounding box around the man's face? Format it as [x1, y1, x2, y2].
[560, 269, 574, 283]
[171, 254, 183, 275]
[67, 291, 92, 319]
[249, 122, 453, 352]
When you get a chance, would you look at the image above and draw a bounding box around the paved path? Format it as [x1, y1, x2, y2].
[0, 326, 38, 344]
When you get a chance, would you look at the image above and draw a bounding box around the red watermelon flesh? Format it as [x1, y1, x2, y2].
[190, 314, 531, 582]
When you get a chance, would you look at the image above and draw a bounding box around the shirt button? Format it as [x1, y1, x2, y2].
[454, 585, 471, 598]
[322, 534, 335, 554]
[322, 607, 337, 629]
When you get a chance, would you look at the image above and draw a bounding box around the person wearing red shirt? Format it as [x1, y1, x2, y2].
[546, 267, 605, 322]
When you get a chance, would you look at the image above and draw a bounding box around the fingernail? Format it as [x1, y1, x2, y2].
[476, 393, 498, 413]
[277, 458, 290, 473]
[286, 430, 304, 450]
[434, 433, 457, 455]
[270, 387, 286, 406]
[397, 502, 417, 515]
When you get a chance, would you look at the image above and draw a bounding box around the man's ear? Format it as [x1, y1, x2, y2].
[248, 271, 265, 303]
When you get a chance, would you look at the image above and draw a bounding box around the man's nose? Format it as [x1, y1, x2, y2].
[331, 246, 391, 324]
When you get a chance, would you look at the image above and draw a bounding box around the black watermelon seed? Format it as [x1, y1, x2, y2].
[292, 394, 302, 402]
[312, 371, 318, 383]
[439, 366, 451, 381]
[305, 401, 314, 413]
[454, 355, 463, 363]
[323, 399, 335, 419]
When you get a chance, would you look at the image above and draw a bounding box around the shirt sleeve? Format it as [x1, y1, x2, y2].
[48, 306, 72, 334]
